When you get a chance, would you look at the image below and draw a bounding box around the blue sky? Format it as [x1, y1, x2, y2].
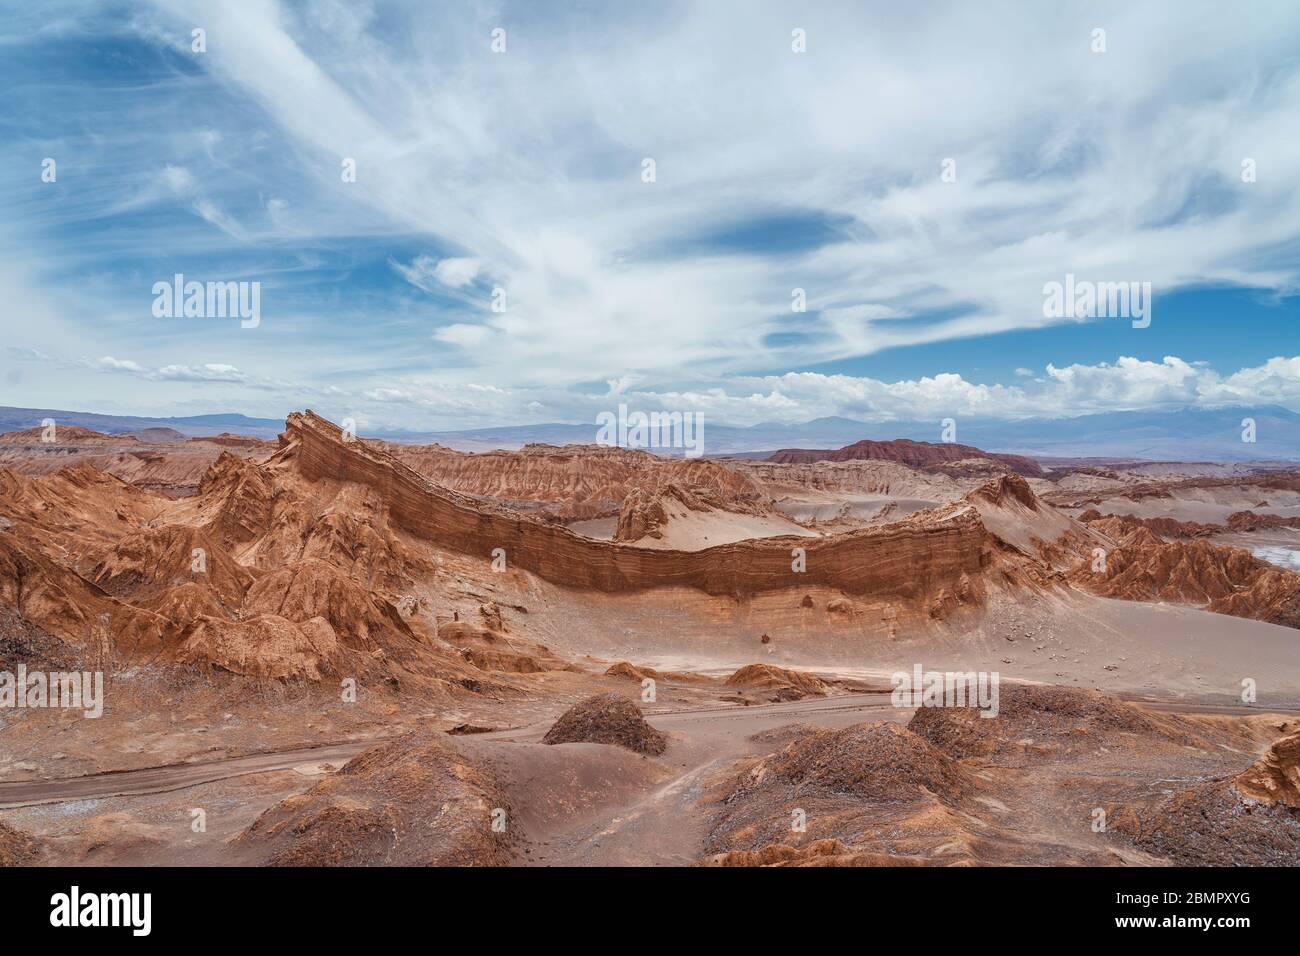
[2, 0, 1299, 431]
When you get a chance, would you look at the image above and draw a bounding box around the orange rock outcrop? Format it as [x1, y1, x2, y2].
[282, 410, 1001, 601]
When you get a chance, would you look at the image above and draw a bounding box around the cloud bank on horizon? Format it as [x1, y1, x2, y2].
[1, 0, 1299, 431]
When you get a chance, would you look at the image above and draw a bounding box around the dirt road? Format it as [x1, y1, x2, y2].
[0, 741, 374, 809]
[0, 694, 899, 811]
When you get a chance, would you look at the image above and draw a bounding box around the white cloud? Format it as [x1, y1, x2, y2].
[6, 1, 1300, 429]
[138, 0, 1300, 395]
[94, 355, 146, 372]
[160, 164, 194, 194]
[433, 257, 482, 288]
[192, 198, 245, 241]
[392, 255, 484, 295]
[610, 354, 1300, 426]
[85, 355, 248, 383]
[433, 323, 491, 348]
[155, 363, 247, 382]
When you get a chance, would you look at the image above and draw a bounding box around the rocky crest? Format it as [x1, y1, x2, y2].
[280, 410, 1011, 602]
[1072, 525, 1300, 628]
[1236, 729, 1300, 807]
[612, 482, 764, 542]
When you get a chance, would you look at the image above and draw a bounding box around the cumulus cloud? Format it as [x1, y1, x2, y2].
[295, 353, 1300, 429]
[605, 354, 1300, 426]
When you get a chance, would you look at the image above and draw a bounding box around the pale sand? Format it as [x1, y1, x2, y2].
[626, 504, 818, 550]
[525, 584, 1300, 706]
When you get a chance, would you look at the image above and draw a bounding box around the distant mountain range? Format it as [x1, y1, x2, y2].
[1, 403, 1296, 462]
[0, 406, 286, 440]
[378, 405, 1300, 461]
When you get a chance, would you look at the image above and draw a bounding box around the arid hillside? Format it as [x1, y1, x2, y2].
[0, 425, 273, 496]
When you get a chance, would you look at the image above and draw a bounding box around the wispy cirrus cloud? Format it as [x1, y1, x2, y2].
[12, 349, 255, 386]
[1, 1, 1298, 428]
[94, 356, 248, 384]
[392, 255, 484, 293]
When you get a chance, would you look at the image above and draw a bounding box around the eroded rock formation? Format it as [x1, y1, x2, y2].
[280, 410, 1015, 603]
[387, 440, 766, 520]
[1072, 525, 1300, 628]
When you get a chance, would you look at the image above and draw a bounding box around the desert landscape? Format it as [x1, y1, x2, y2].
[2, 410, 1298, 868]
[4, 2, 1300, 908]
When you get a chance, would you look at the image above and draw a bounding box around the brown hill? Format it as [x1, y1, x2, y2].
[178, 613, 342, 681]
[907, 685, 1197, 763]
[0, 465, 157, 555]
[0, 427, 265, 496]
[242, 559, 412, 648]
[0, 532, 171, 658]
[14, 408, 1270, 701]
[768, 438, 1044, 477]
[0, 424, 118, 443]
[235, 731, 513, 866]
[1226, 510, 1300, 533]
[192, 433, 271, 449]
[1077, 509, 1222, 539]
[0, 821, 42, 866]
[724, 663, 829, 700]
[749, 721, 971, 804]
[542, 693, 668, 755]
[705, 722, 977, 865]
[0, 426, 260, 496]
[612, 481, 777, 544]
[614, 484, 699, 542]
[1236, 729, 1300, 807]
